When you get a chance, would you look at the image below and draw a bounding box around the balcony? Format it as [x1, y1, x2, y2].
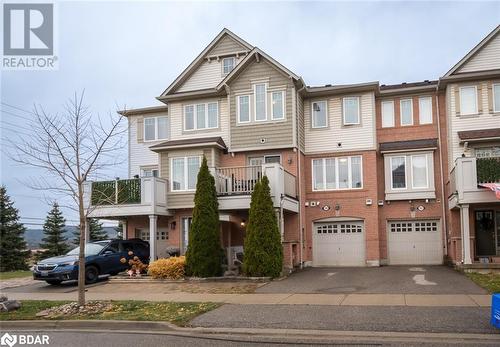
[212, 163, 298, 212]
[84, 177, 169, 218]
[448, 157, 500, 209]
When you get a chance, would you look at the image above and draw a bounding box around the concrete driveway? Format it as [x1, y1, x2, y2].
[257, 266, 487, 294]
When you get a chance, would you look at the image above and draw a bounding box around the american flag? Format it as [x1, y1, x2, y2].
[479, 183, 500, 199]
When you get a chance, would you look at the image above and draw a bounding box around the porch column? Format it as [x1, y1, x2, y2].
[121, 220, 127, 240]
[460, 204, 472, 264]
[149, 215, 158, 261]
[84, 218, 91, 243]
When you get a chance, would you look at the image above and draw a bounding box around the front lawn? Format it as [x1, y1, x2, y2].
[466, 272, 500, 293]
[0, 271, 32, 280]
[0, 300, 219, 326]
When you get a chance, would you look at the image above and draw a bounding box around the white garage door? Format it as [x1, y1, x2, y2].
[313, 221, 365, 266]
[388, 220, 443, 265]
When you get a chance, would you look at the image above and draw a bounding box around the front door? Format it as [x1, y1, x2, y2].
[475, 211, 496, 256]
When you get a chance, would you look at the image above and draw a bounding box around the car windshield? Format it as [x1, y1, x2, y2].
[66, 242, 107, 256]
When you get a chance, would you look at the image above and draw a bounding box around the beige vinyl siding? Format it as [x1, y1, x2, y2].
[209, 35, 248, 56]
[457, 33, 500, 74]
[128, 115, 164, 177]
[304, 92, 376, 154]
[168, 97, 230, 145]
[229, 59, 294, 150]
[160, 148, 213, 209]
[297, 91, 305, 151]
[447, 81, 500, 168]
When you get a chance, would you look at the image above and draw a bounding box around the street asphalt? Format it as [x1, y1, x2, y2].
[257, 266, 486, 294]
[190, 304, 498, 334]
[4, 330, 499, 347]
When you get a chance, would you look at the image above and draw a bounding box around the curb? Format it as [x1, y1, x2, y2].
[2, 320, 500, 342]
[109, 276, 271, 284]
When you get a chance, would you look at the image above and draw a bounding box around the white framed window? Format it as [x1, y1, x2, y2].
[144, 116, 168, 141]
[418, 97, 433, 124]
[390, 156, 406, 189]
[459, 86, 477, 116]
[400, 99, 413, 126]
[381, 100, 394, 128]
[493, 83, 500, 113]
[312, 156, 363, 191]
[343, 97, 360, 125]
[237, 95, 250, 123]
[312, 101, 327, 128]
[222, 57, 235, 75]
[184, 102, 218, 130]
[170, 156, 201, 192]
[140, 166, 159, 177]
[254, 84, 267, 121]
[271, 91, 285, 120]
[411, 154, 428, 189]
[248, 155, 281, 166]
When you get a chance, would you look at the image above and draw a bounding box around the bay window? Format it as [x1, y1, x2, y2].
[411, 154, 428, 188]
[144, 116, 168, 141]
[184, 102, 218, 130]
[171, 156, 201, 191]
[391, 157, 406, 189]
[312, 156, 363, 191]
[389, 154, 430, 190]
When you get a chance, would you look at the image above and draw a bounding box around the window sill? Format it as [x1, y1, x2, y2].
[236, 119, 287, 126]
[385, 190, 436, 201]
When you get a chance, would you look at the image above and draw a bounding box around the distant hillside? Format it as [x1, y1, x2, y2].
[24, 226, 118, 249]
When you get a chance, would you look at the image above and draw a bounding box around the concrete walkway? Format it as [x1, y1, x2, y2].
[2, 291, 491, 307]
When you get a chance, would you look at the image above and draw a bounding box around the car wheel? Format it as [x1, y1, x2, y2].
[45, 280, 62, 285]
[85, 266, 99, 284]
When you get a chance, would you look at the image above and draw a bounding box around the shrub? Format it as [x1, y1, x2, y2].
[147, 256, 186, 280]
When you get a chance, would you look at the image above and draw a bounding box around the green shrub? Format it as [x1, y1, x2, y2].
[243, 176, 283, 278]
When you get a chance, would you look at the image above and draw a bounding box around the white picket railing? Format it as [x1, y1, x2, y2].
[214, 166, 262, 195]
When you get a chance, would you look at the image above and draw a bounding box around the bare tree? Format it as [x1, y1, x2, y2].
[8, 91, 126, 305]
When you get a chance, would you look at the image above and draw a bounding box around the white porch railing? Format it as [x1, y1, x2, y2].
[214, 166, 262, 195]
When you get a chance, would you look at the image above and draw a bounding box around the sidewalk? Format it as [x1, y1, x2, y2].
[2, 291, 491, 307]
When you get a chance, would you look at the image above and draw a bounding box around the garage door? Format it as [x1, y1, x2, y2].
[388, 220, 442, 265]
[313, 221, 365, 266]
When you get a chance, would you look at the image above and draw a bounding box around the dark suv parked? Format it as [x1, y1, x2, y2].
[33, 239, 149, 285]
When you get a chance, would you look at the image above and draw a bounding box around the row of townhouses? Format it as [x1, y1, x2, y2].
[84, 26, 500, 271]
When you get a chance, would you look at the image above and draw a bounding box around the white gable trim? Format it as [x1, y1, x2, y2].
[443, 25, 500, 77]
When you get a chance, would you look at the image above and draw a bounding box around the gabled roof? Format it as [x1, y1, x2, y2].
[215, 47, 304, 90]
[160, 28, 253, 97]
[443, 25, 500, 78]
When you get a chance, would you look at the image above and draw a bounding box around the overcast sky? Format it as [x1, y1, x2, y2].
[1, 0, 499, 227]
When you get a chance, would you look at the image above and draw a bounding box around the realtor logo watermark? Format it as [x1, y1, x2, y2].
[2, 2, 58, 70]
[1, 333, 49, 347]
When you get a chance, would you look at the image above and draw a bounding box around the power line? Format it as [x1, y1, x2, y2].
[1, 109, 34, 122]
[1, 102, 36, 115]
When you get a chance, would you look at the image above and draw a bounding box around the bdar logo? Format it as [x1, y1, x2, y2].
[3, 3, 53, 56]
[0, 333, 17, 347]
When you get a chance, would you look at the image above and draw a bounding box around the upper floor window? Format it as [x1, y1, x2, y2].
[343, 97, 360, 125]
[184, 102, 218, 131]
[400, 99, 413, 126]
[493, 83, 500, 113]
[237, 95, 250, 123]
[222, 57, 235, 75]
[254, 84, 267, 121]
[144, 116, 168, 141]
[312, 156, 362, 191]
[248, 155, 281, 166]
[171, 156, 200, 192]
[418, 97, 433, 124]
[381, 100, 394, 128]
[459, 86, 477, 115]
[390, 154, 429, 190]
[312, 101, 327, 128]
[271, 91, 285, 120]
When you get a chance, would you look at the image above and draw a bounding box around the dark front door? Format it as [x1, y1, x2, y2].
[475, 211, 496, 256]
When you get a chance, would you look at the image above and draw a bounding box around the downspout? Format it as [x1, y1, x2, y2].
[296, 82, 306, 268]
[436, 93, 448, 257]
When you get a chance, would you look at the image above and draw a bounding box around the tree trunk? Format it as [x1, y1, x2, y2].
[77, 182, 86, 306]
